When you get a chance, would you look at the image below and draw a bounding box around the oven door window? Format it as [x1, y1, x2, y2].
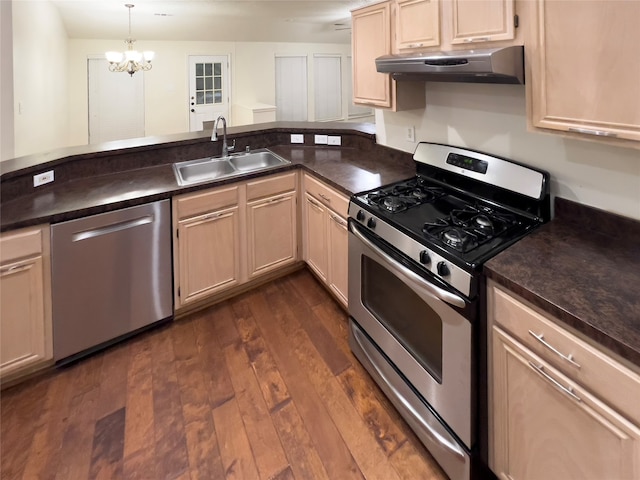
[362, 256, 443, 383]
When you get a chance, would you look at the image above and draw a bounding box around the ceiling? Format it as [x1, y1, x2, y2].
[51, 0, 370, 44]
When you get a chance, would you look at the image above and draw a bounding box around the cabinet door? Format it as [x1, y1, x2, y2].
[177, 206, 240, 306]
[247, 192, 297, 278]
[395, 0, 440, 52]
[303, 193, 328, 281]
[327, 211, 348, 308]
[0, 256, 47, 376]
[352, 1, 393, 108]
[530, 0, 640, 143]
[450, 0, 514, 44]
[492, 326, 640, 480]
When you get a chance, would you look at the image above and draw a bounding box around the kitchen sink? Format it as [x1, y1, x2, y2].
[173, 149, 290, 186]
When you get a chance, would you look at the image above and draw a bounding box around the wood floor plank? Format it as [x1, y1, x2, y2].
[95, 342, 131, 419]
[88, 406, 126, 479]
[278, 276, 351, 376]
[271, 465, 296, 480]
[241, 290, 364, 480]
[193, 309, 236, 409]
[230, 296, 291, 412]
[151, 327, 190, 479]
[207, 302, 241, 348]
[20, 369, 75, 480]
[172, 318, 226, 480]
[182, 417, 225, 480]
[123, 335, 156, 477]
[0, 377, 53, 480]
[211, 397, 261, 480]
[224, 340, 289, 479]
[270, 401, 331, 480]
[286, 268, 328, 308]
[54, 388, 99, 480]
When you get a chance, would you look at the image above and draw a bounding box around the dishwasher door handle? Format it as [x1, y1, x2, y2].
[71, 215, 154, 242]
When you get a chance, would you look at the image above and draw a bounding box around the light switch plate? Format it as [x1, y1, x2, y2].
[33, 170, 54, 187]
[314, 134, 328, 145]
[290, 134, 304, 144]
[328, 135, 341, 146]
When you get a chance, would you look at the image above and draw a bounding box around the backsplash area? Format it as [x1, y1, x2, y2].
[375, 82, 640, 221]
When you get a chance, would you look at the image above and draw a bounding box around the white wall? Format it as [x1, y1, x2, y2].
[11, 0, 68, 158]
[0, 0, 15, 161]
[375, 83, 640, 221]
[65, 40, 351, 146]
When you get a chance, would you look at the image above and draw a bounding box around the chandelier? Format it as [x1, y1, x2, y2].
[105, 4, 154, 76]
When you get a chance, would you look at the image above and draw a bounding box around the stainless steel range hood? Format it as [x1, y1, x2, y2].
[375, 46, 524, 84]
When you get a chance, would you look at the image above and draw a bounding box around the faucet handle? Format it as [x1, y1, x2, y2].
[228, 139, 236, 152]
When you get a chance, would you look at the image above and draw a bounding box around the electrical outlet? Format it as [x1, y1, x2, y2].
[290, 133, 304, 144]
[33, 170, 54, 187]
[314, 134, 328, 145]
[406, 126, 416, 142]
[328, 135, 341, 146]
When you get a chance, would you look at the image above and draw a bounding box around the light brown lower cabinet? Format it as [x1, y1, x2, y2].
[246, 173, 298, 279]
[173, 171, 298, 310]
[0, 225, 53, 381]
[302, 174, 348, 308]
[489, 283, 640, 480]
[174, 185, 241, 307]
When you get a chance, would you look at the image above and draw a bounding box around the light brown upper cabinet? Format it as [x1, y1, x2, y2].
[448, 0, 515, 45]
[393, 0, 519, 54]
[528, 0, 640, 146]
[351, 1, 425, 110]
[394, 0, 440, 53]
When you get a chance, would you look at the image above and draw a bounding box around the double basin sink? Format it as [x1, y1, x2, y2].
[173, 148, 290, 186]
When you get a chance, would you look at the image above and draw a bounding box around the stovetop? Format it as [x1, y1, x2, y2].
[352, 175, 541, 270]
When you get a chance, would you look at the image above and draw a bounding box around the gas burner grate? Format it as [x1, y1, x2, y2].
[422, 204, 519, 253]
[365, 180, 446, 213]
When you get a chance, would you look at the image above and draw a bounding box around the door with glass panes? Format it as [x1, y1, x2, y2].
[188, 55, 230, 132]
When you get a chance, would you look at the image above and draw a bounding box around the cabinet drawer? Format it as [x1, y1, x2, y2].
[303, 174, 349, 218]
[492, 284, 640, 422]
[247, 172, 296, 201]
[0, 227, 43, 264]
[176, 185, 239, 219]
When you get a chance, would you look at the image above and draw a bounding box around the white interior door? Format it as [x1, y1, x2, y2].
[189, 55, 230, 132]
[88, 58, 145, 144]
[275, 55, 308, 121]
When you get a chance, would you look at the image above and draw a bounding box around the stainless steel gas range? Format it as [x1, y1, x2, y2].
[347, 142, 550, 480]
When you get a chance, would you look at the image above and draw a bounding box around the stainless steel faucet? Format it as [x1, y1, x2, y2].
[211, 115, 235, 157]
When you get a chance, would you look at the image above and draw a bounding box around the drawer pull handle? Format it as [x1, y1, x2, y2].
[318, 193, 331, 203]
[204, 211, 227, 221]
[568, 127, 618, 138]
[408, 43, 424, 48]
[528, 330, 581, 369]
[463, 36, 490, 43]
[0, 264, 31, 276]
[307, 197, 323, 210]
[529, 362, 582, 403]
[267, 196, 288, 205]
[330, 214, 347, 227]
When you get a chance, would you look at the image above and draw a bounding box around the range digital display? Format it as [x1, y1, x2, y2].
[446, 153, 488, 174]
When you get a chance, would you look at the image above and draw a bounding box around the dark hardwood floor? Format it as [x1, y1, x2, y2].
[0, 268, 447, 480]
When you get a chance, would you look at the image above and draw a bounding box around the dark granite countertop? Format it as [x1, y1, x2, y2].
[485, 197, 640, 367]
[0, 128, 414, 232]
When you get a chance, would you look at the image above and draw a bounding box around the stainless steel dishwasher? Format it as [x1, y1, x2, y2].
[51, 200, 172, 363]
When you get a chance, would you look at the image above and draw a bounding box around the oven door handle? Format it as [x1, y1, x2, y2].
[350, 222, 466, 309]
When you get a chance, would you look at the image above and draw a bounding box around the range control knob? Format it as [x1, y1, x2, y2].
[367, 217, 377, 229]
[356, 210, 366, 222]
[419, 250, 431, 265]
[437, 261, 450, 276]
